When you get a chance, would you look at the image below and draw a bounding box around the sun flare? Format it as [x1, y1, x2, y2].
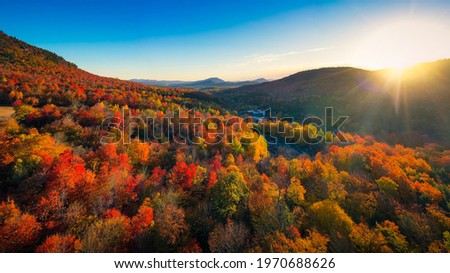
[390, 62, 408, 71]
[389, 66, 405, 78]
[354, 18, 450, 70]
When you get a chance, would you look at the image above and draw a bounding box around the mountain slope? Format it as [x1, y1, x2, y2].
[0, 31, 222, 111]
[0, 31, 77, 69]
[216, 61, 450, 146]
[0, 31, 449, 255]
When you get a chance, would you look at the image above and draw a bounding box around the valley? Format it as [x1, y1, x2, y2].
[0, 30, 449, 254]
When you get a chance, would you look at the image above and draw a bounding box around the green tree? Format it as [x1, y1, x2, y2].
[230, 137, 244, 155]
[376, 176, 399, 197]
[210, 168, 249, 219]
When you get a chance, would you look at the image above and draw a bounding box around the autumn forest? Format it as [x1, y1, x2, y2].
[0, 30, 449, 254]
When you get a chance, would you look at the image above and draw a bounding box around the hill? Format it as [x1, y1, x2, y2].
[0, 31, 223, 111]
[0, 30, 449, 254]
[131, 77, 269, 91]
[215, 62, 450, 146]
[0, 31, 77, 69]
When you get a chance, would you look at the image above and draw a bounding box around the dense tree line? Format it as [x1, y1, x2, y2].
[0, 30, 449, 253]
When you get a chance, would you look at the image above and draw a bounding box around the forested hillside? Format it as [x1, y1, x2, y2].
[216, 62, 450, 147]
[0, 31, 449, 253]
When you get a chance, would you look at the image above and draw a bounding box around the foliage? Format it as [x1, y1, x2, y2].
[210, 168, 249, 219]
[0, 31, 449, 253]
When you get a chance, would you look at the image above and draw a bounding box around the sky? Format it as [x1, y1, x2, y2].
[1, 0, 450, 81]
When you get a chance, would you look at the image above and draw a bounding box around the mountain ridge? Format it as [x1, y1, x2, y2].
[213, 60, 450, 146]
[0, 31, 77, 69]
[131, 77, 269, 91]
[0, 30, 223, 111]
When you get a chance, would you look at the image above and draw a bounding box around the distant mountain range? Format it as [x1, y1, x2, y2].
[211, 60, 450, 146]
[130, 77, 269, 91]
[2, 29, 448, 147]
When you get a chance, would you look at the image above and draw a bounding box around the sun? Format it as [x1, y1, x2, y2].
[390, 61, 408, 71]
[389, 66, 405, 77]
[386, 67, 405, 81]
[353, 17, 450, 70]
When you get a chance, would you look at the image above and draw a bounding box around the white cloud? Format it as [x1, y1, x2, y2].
[234, 52, 297, 67]
[234, 47, 333, 67]
[305, 47, 333, 52]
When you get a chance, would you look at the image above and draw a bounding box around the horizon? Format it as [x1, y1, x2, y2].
[127, 58, 450, 82]
[2, 0, 450, 261]
[1, 0, 450, 81]
[2, 26, 449, 82]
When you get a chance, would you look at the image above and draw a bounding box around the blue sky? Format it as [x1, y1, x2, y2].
[2, 0, 450, 80]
